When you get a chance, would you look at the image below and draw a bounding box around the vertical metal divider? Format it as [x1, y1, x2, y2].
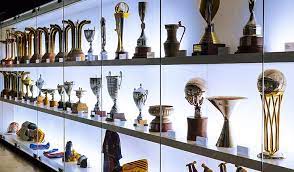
[100, 0, 103, 171]
[159, 0, 162, 171]
[62, 0, 66, 171]
[261, 0, 265, 171]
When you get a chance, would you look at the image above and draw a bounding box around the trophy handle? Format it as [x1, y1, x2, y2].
[178, 21, 186, 44]
[119, 71, 122, 89]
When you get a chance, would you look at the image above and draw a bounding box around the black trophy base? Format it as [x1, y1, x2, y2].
[192, 43, 226, 55]
[91, 111, 107, 118]
[58, 101, 65, 109]
[65, 102, 72, 110]
[133, 46, 151, 58]
[187, 116, 208, 141]
[115, 52, 128, 59]
[29, 97, 36, 103]
[106, 113, 126, 122]
[236, 36, 263, 53]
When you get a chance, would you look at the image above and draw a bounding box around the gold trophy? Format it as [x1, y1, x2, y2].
[41, 89, 49, 107]
[50, 24, 68, 62]
[47, 89, 58, 107]
[25, 27, 42, 63]
[72, 87, 88, 114]
[15, 31, 30, 63]
[63, 20, 91, 61]
[257, 69, 286, 159]
[192, 0, 225, 55]
[114, 2, 129, 59]
[207, 96, 246, 147]
[22, 75, 33, 101]
[37, 27, 55, 63]
[35, 75, 45, 105]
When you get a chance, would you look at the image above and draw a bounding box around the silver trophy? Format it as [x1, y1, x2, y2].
[35, 74, 44, 97]
[100, 17, 108, 60]
[106, 71, 123, 121]
[90, 77, 106, 117]
[133, 84, 148, 126]
[57, 84, 65, 109]
[64, 81, 74, 109]
[84, 28, 95, 61]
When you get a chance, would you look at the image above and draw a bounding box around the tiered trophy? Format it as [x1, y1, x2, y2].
[106, 71, 125, 121]
[185, 78, 208, 141]
[236, 0, 263, 53]
[133, 2, 151, 58]
[72, 87, 88, 114]
[114, 2, 129, 59]
[47, 89, 57, 107]
[257, 69, 286, 159]
[35, 74, 44, 105]
[64, 81, 74, 109]
[192, 0, 226, 55]
[84, 28, 96, 61]
[100, 17, 108, 60]
[90, 77, 106, 117]
[149, 105, 173, 132]
[57, 84, 65, 109]
[133, 84, 148, 126]
[207, 96, 246, 147]
[41, 89, 49, 106]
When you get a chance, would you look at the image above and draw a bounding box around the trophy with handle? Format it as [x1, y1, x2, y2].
[35, 74, 44, 105]
[133, 84, 148, 126]
[84, 28, 96, 61]
[90, 77, 106, 117]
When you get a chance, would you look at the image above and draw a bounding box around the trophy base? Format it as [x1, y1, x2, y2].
[55, 52, 67, 62]
[115, 52, 128, 59]
[30, 97, 36, 103]
[30, 54, 42, 63]
[149, 121, 172, 132]
[72, 103, 88, 114]
[236, 36, 263, 53]
[257, 152, 285, 159]
[192, 43, 226, 55]
[66, 49, 85, 61]
[91, 111, 107, 118]
[50, 100, 58, 107]
[41, 53, 56, 63]
[43, 98, 50, 107]
[65, 102, 72, 109]
[100, 51, 108, 60]
[58, 101, 66, 109]
[106, 113, 126, 122]
[133, 46, 151, 58]
[134, 119, 148, 126]
[37, 96, 44, 105]
[187, 116, 208, 141]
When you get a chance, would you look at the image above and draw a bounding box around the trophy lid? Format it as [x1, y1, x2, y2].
[133, 84, 147, 93]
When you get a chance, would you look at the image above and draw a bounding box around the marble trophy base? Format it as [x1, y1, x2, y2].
[106, 113, 126, 122]
[236, 36, 263, 53]
[257, 151, 284, 159]
[149, 117, 172, 132]
[50, 100, 58, 107]
[192, 43, 226, 55]
[115, 52, 128, 59]
[72, 102, 88, 114]
[187, 116, 208, 141]
[133, 46, 151, 58]
[91, 110, 107, 118]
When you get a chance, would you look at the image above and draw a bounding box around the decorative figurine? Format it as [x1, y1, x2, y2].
[133, 84, 148, 126]
[236, 0, 263, 53]
[114, 2, 129, 59]
[201, 163, 213, 172]
[90, 77, 106, 117]
[133, 2, 151, 58]
[257, 69, 286, 159]
[164, 21, 186, 57]
[207, 96, 246, 147]
[122, 159, 148, 172]
[7, 122, 20, 134]
[192, 0, 226, 55]
[36, 74, 45, 105]
[41, 89, 49, 107]
[186, 161, 198, 172]
[72, 87, 88, 114]
[57, 84, 65, 109]
[84, 28, 96, 61]
[219, 162, 227, 172]
[64, 81, 74, 109]
[185, 78, 208, 141]
[100, 17, 108, 60]
[47, 89, 57, 108]
[64, 141, 82, 162]
[149, 105, 173, 132]
[37, 27, 55, 63]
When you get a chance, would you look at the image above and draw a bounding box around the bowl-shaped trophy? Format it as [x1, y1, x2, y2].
[72, 87, 88, 114]
[90, 77, 106, 117]
[47, 89, 57, 108]
[64, 81, 74, 109]
[84, 28, 95, 61]
[57, 84, 65, 109]
[35, 74, 44, 105]
[41, 89, 49, 106]
[257, 69, 286, 159]
[207, 96, 246, 147]
[133, 84, 148, 126]
[185, 78, 207, 141]
[149, 105, 173, 132]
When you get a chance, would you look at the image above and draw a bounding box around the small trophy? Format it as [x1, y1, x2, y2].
[207, 96, 246, 147]
[100, 17, 108, 60]
[202, 163, 213, 172]
[133, 84, 148, 126]
[57, 84, 65, 109]
[185, 78, 208, 141]
[149, 105, 173, 132]
[41, 89, 49, 107]
[90, 77, 106, 117]
[47, 89, 57, 108]
[192, 0, 226, 55]
[72, 87, 88, 114]
[84, 28, 96, 61]
[236, 0, 263, 53]
[106, 71, 125, 121]
[257, 69, 286, 159]
[35, 75, 44, 105]
[114, 2, 129, 59]
[29, 84, 36, 103]
[22, 76, 33, 101]
[133, 2, 151, 58]
[64, 81, 74, 109]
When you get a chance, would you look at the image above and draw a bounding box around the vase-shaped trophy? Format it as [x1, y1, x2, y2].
[207, 96, 246, 147]
[185, 78, 208, 141]
[106, 71, 125, 121]
[35, 74, 44, 105]
[164, 21, 186, 57]
[149, 105, 173, 132]
[133, 84, 148, 126]
[84, 28, 96, 61]
[257, 69, 286, 159]
[64, 81, 74, 109]
[72, 87, 88, 114]
[90, 77, 106, 117]
[57, 84, 65, 109]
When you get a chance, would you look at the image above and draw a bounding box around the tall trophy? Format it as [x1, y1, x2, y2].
[72, 87, 88, 114]
[35, 75, 44, 105]
[47, 89, 57, 108]
[114, 2, 129, 59]
[100, 17, 108, 60]
[106, 71, 125, 121]
[64, 81, 74, 109]
[185, 78, 208, 141]
[192, 0, 226, 55]
[57, 84, 65, 109]
[22, 75, 33, 101]
[84, 28, 96, 61]
[236, 0, 263, 53]
[133, 2, 151, 58]
[133, 84, 148, 126]
[90, 77, 106, 117]
[164, 21, 186, 57]
[207, 96, 246, 147]
[257, 69, 286, 159]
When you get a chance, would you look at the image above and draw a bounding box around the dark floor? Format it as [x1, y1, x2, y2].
[0, 143, 47, 172]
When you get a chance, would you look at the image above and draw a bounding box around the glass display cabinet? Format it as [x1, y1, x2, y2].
[0, 0, 293, 171]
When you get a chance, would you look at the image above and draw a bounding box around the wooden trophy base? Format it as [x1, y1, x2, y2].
[187, 116, 208, 141]
[133, 47, 151, 58]
[115, 52, 128, 59]
[149, 117, 172, 132]
[106, 112, 126, 122]
[72, 103, 88, 114]
[192, 43, 225, 55]
[91, 111, 107, 118]
[236, 36, 263, 53]
[50, 100, 58, 107]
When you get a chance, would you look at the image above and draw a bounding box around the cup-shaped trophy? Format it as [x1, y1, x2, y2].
[133, 2, 151, 59]
[35, 74, 44, 105]
[72, 87, 88, 114]
[257, 69, 286, 159]
[100, 17, 108, 60]
[114, 2, 129, 59]
[57, 84, 65, 109]
[185, 78, 208, 141]
[106, 71, 125, 121]
[207, 96, 246, 147]
[133, 84, 148, 126]
[22, 75, 33, 101]
[41, 89, 49, 106]
[84, 28, 95, 61]
[192, 0, 226, 55]
[47, 89, 57, 108]
[64, 81, 74, 109]
[90, 77, 106, 117]
[149, 105, 173, 132]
